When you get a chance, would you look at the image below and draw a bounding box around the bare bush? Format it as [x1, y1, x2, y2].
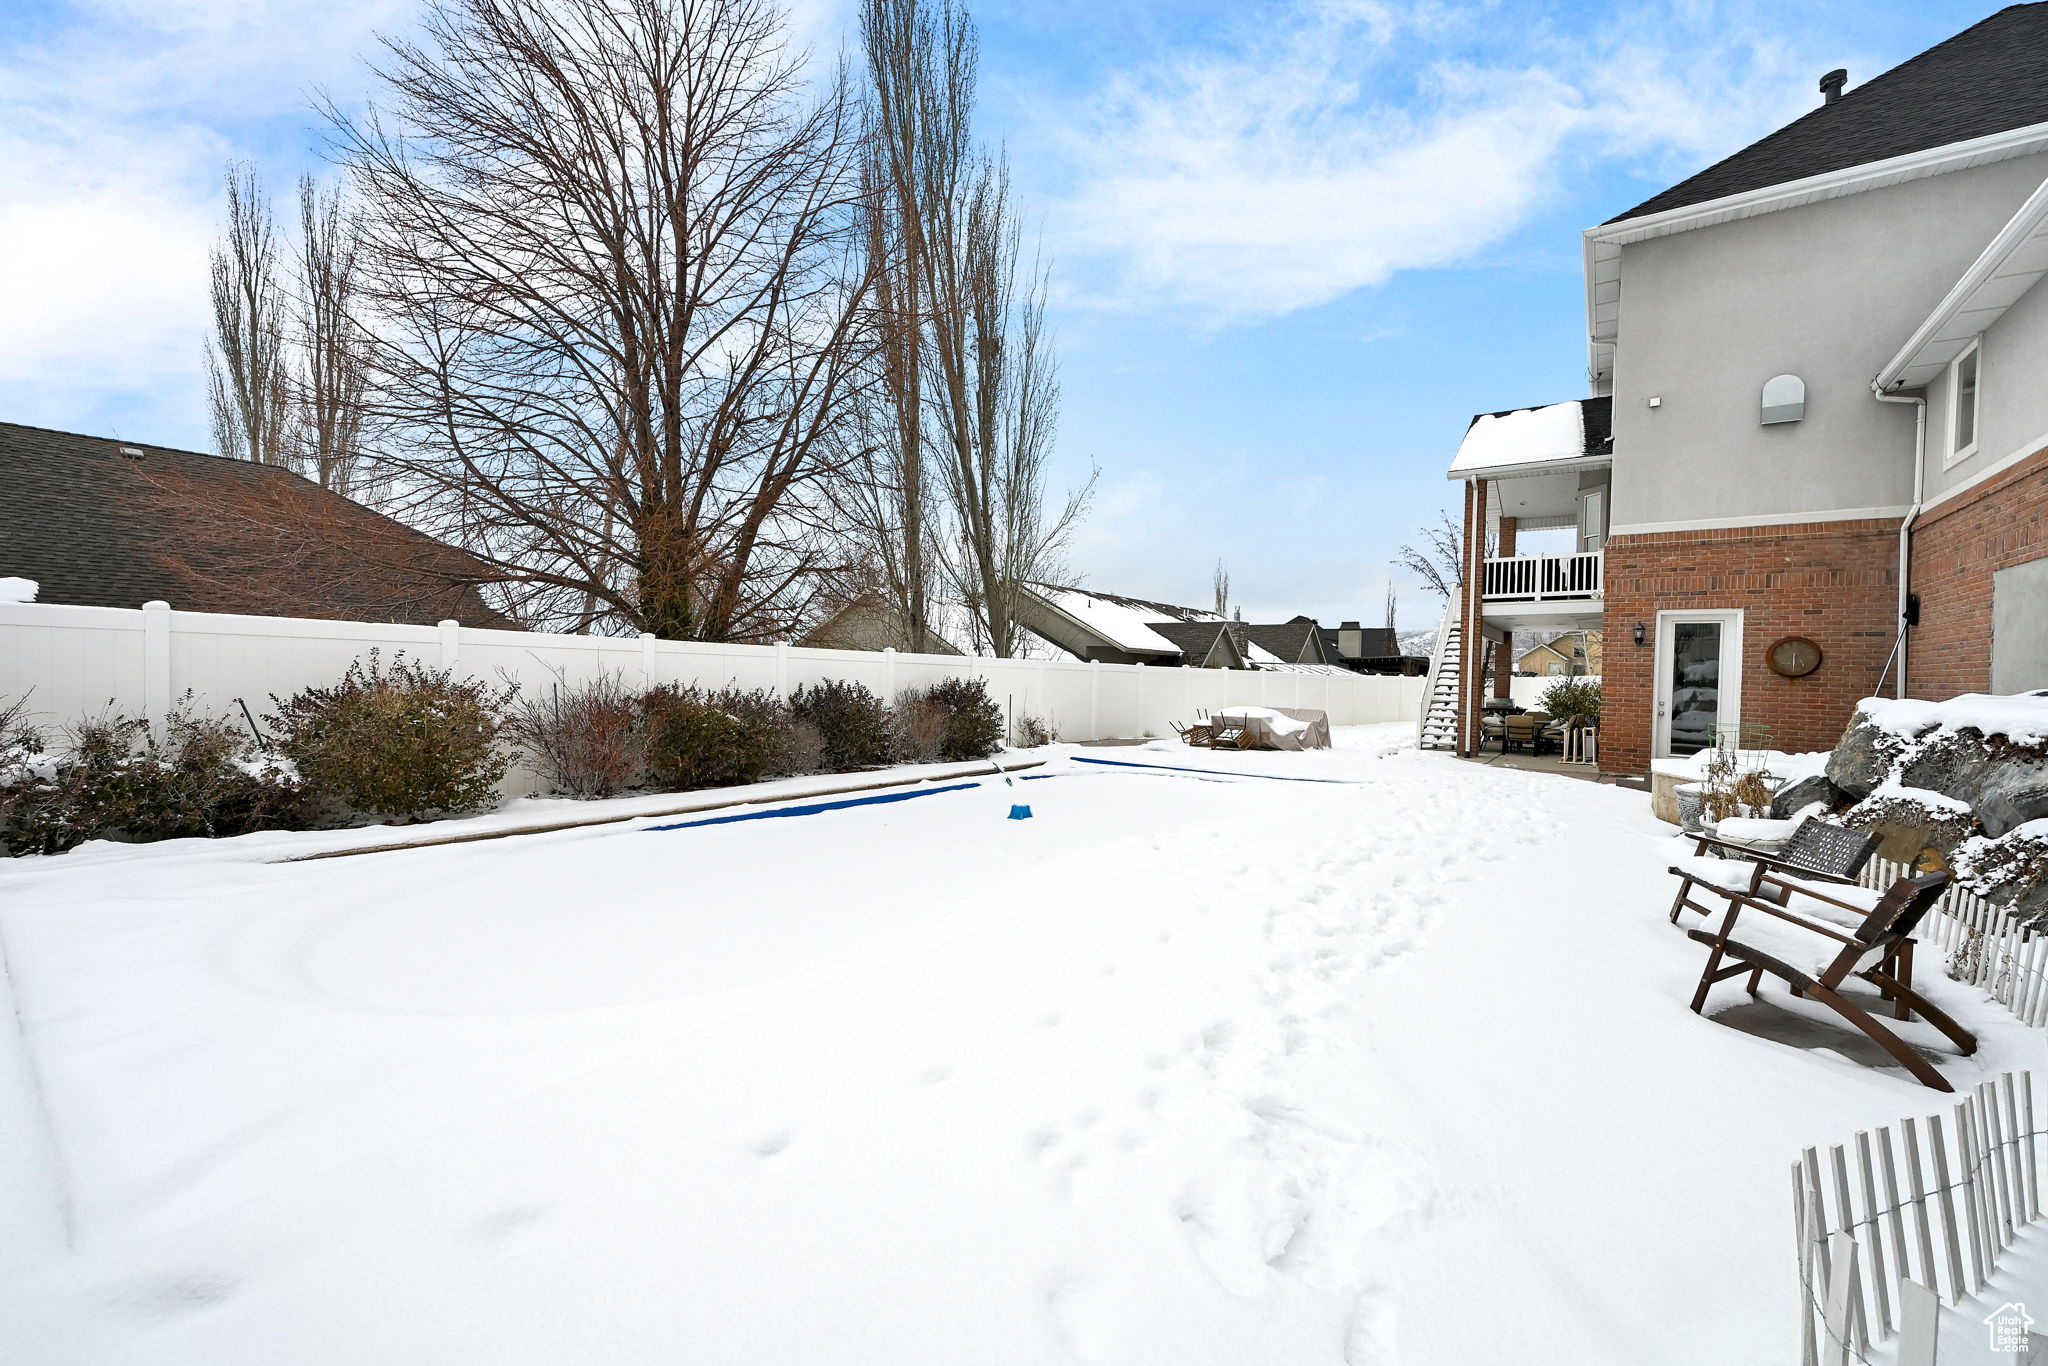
[893, 693, 948, 763]
[506, 670, 647, 798]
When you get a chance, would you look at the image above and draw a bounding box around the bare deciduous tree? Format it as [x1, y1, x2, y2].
[1383, 581, 1397, 635]
[207, 164, 292, 467]
[858, 0, 1090, 658]
[1212, 558, 1229, 617]
[291, 174, 371, 496]
[329, 0, 873, 639]
[1395, 509, 1490, 600]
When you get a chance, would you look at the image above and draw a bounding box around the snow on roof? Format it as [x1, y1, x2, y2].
[1030, 584, 1193, 655]
[0, 577, 36, 603]
[1859, 692, 2048, 746]
[1242, 640, 1286, 665]
[1448, 401, 1586, 477]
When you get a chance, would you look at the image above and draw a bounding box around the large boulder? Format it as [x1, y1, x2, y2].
[1771, 773, 1849, 819]
[1842, 789, 1977, 864]
[1826, 712, 1912, 799]
[1899, 729, 2048, 838]
[1952, 825, 2048, 909]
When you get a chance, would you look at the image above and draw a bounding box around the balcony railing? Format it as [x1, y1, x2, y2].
[1481, 550, 1603, 602]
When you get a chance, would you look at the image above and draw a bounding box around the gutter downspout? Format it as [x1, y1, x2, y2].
[1872, 386, 1925, 699]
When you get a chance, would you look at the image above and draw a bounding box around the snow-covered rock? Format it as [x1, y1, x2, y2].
[0, 577, 37, 604]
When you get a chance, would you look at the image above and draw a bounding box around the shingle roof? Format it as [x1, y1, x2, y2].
[0, 421, 513, 626]
[1611, 4, 2048, 224]
[1236, 620, 1326, 665]
[1144, 620, 1242, 666]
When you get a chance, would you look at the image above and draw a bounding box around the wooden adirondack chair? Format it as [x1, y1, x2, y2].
[1683, 869, 1976, 1092]
[1667, 817, 1878, 925]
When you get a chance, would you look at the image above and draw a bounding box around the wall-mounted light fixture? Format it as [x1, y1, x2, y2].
[1761, 374, 1806, 424]
[1632, 621, 1646, 646]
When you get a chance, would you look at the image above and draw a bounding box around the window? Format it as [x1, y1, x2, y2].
[1578, 488, 1606, 553]
[1948, 341, 1981, 466]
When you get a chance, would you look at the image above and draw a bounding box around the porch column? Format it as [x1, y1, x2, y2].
[1458, 478, 1488, 756]
[1492, 516, 1517, 700]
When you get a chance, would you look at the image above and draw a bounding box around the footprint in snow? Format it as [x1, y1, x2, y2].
[468, 1204, 546, 1254]
[1045, 1272, 1112, 1361]
[752, 1132, 794, 1166]
[1343, 1284, 1401, 1365]
[112, 1273, 237, 1321]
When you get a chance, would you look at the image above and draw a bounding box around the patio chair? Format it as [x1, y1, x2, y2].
[1684, 869, 1975, 1091]
[1501, 714, 1544, 754]
[1171, 721, 1213, 746]
[1208, 723, 1253, 750]
[1667, 817, 1878, 924]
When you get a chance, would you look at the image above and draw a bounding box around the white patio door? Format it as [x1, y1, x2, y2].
[1653, 609, 1742, 759]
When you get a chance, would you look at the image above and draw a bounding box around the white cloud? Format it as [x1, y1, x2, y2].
[1045, 1, 1870, 321]
[0, 0, 413, 441]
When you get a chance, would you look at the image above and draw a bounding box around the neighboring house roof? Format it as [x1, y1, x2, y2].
[0, 421, 513, 627]
[1610, 5, 2048, 225]
[1017, 583, 1224, 659]
[1238, 620, 1330, 665]
[1321, 624, 1408, 661]
[800, 591, 965, 655]
[1145, 621, 1249, 668]
[1448, 395, 1613, 480]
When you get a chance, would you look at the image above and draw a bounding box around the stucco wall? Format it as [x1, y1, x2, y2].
[1923, 244, 2048, 503]
[1609, 153, 2048, 532]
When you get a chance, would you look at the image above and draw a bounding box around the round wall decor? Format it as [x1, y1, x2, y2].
[1766, 635, 1823, 678]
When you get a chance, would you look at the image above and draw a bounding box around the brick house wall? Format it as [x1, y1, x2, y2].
[1600, 519, 1899, 775]
[1907, 445, 2048, 698]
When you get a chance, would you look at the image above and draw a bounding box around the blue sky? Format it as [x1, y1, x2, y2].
[0, 0, 2011, 630]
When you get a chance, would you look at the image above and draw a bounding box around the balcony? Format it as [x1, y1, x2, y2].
[1482, 551, 1603, 603]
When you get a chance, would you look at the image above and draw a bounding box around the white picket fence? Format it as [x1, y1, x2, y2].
[1858, 856, 2048, 1032]
[0, 601, 1425, 792]
[1790, 860, 2048, 1363]
[1794, 1071, 2042, 1365]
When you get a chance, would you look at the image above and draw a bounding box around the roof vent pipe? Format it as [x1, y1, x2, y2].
[1820, 68, 1848, 104]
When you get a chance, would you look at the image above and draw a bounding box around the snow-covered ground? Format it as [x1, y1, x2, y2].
[0, 725, 2038, 1364]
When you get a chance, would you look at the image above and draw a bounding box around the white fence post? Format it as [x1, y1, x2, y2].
[639, 631, 656, 687]
[1089, 661, 1100, 739]
[142, 600, 171, 742]
[438, 618, 460, 670]
[883, 647, 897, 701]
[1895, 1277, 1939, 1366]
[775, 640, 790, 701]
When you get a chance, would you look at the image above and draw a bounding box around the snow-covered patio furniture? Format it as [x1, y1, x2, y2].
[1683, 869, 1976, 1092]
[1665, 817, 1877, 925]
[1210, 707, 1331, 751]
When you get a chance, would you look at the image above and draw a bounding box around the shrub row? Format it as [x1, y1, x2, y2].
[519, 674, 1005, 798]
[2, 659, 1012, 856]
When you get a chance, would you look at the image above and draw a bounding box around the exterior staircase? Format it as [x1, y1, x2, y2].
[1417, 597, 1461, 751]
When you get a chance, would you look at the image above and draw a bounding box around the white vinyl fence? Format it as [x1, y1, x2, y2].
[0, 601, 1426, 792]
[1793, 1071, 2042, 1365]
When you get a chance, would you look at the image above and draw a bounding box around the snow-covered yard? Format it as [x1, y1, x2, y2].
[0, 725, 2038, 1364]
